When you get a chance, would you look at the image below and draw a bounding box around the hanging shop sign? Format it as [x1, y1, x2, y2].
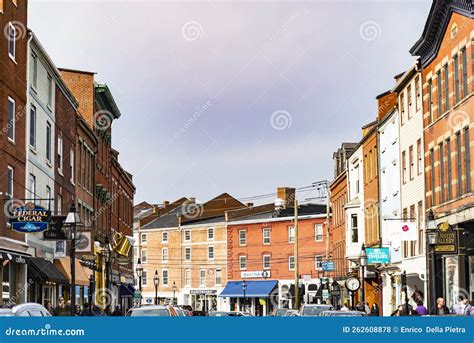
[189, 289, 217, 295]
[241, 270, 270, 279]
[76, 231, 93, 254]
[43, 215, 67, 240]
[366, 247, 390, 264]
[10, 203, 50, 233]
[434, 222, 458, 254]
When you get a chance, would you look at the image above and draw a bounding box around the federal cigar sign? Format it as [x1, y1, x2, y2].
[10, 203, 50, 233]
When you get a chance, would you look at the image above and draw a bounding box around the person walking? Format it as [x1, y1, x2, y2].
[415, 300, 428, 315]
[370, 303, 380, 316]
[453, 296, 472, 316]
[434, 297, 450, 315]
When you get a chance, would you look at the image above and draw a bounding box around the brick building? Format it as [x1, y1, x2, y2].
[410, 0, 473, 310]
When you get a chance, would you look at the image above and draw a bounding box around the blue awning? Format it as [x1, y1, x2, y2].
[219, 280, 278, 298]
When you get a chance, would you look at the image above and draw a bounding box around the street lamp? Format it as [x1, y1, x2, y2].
[426, 209, 438, 314]
[172, 281, 177, 305]
[153, 271, 160, 305]
[135, 258, 143, 305]
[242, 280, 247, 312]
[359, 243, 367, 306]
[88, 274, 95, 316]
[64, 202, 83, 316]
[102, 237, 112, 314]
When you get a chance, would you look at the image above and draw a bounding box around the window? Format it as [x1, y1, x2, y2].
[314, 224, 323, 242]
[351, 214, 358, 243]
[141, 233, 147, 244]
[162, 231, 168, 243]
[407, 85, 412, 119]
[207, 227, 214, 240]
[239, 255, 247, 270]
[215, 269, 222, 286]
[239, 229, 246, 246]
[402, 150, 407, 184]
[400, 92, 405, 125]
[417, 201, 424, 255]
[409, 205, 416, 256]
[315, 255, 323, 270]
[409, 145, 414, 180]
[184, 247, 191, 261]
[456, 132, 462, 196]
[464, 128, 471, 193]
[45, 122, 52, 162]
[439, 143, 445, 203]
[7, 97, 15, 142]
[437, 71, 442, 118]
[184, 230, 191, 242]
[29, 105, 36, 148]
[57, 194, 62, 215]
[162, 270, 168, 286]
[142, 270, 148, 287]
[428, 79, 433, 122]
[199, 269, 206, 286]
[162, 248, 168, 262]
[70, 148, 74, 184]
[28, 174, 36, 201]
[288, 226, 295, 243]
[141, 249, 147, 263]
[288, 256, 295, 271]
[454, 55, 460, 103]
[7, 166, 13, 197]
[57, 135, 63, 173]
[47, 74, 53, 107]
[185, 269, 191, 286]
[417, 139, 422, 175]
[263, 255, 271, 269]
[46, 186, 51, 207]
[415, 76, 421, 111]
[8, 22, 15, 60]
[430, 148, 436, 206]
[31, 53, 38, 88]
[263, 228, 271, 245]
[207, 246, 214, 260]
[461, 48, 468, 98]
[444, 65, 449, 112]
[446, 139, 452, 200]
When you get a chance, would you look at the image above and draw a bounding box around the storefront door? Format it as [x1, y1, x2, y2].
[42, 285, 54, 306]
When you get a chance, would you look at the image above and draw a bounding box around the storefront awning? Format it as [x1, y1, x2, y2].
[219, 280, 278, 298]
[28, 257, 68, 284]
[54, 257, 90, 286]
[120, 284, 135, 297]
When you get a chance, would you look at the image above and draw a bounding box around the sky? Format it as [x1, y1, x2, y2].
[28, 0, 432, 205]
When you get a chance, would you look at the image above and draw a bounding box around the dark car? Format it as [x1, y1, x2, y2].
[0, 303, 51, 317]
[299, 304, 334, 316]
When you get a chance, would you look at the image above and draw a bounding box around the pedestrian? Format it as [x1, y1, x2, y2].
[55, 297, 66, 316]
[74, 305, 82, 316]
[415, 300, 428, 315]
[370, 303, 379, 316]
[355, 302, 365, 312]
[453, 296, 472, 316]
[45, 301, 55, 316]
[112, 306, 122, 316]
[363, 302, 370, 315]
[434, 297, 450, 315]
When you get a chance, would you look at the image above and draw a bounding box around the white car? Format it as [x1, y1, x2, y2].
[0, 303, 51, 317]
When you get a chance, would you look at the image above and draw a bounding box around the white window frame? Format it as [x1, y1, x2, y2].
[162, 247, 169, 262]
[184, 247, 191, 262]
[239, 255, 247, 270]
[30, 105, 36, 149]
[207, 246, 214, 260]
[239, 229, 246, 246]
[207, 227, 214, 240]
[263, 227, 271, 245]
[288, 226, 295, 243]
[199, 269, 206, 287]
[8, 22, 16, 61]
[141, 233, 147, 244]
[7, 97, 15, 143]
[215, 269, 222, 286]
[46, 122, 52, 163]
[141, 249, 147, 263]
[263, 254, 271, 270]
[57, 135, 63, 174]
[315, 255, 323, 270]
[314, 224, 323, 242]
[142, 270, 148, 287]
[288, 256, 295, 271]
[184, 230, 191, 242]
[70, 148, 75, 184]
[162, 269, 169, 286]
[162, 231, 168, 243]
[185, 269, 191, 287]
[7, 166, 14, 198]
[31, 53, 38, 89]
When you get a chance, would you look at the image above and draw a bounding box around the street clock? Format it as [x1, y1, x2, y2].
[345, 277, 361, 292]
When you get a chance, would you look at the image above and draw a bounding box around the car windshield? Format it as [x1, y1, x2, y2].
[130, 308, 170, 316]
[303, 306, 331, 315]
[275, 309, 287, 316]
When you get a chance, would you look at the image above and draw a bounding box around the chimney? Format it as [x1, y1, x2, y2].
[276, 187, 296, 208]
[376, 91, 398, 121]
[246, 202, 254, 208]
[188, 197, 196, 204]
[163, 201, 170, 209]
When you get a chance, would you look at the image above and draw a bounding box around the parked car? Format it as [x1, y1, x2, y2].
[319, 310, 367, 317]
[192, 310, 207, 316]
[285, 310, 299, 317]
[299, 304, 334, 317]
[208, 311, 247, 317]
[0, 303, 51, 317]
[272, 308, 289, 317]
[179, 305, 193, 316]
[126, 305, 178, 317]
[173, 307, 186, 316]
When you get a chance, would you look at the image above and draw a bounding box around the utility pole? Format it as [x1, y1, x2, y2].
[294, 199, 299, 310]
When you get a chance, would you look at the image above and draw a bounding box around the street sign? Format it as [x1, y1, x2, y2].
[366, 247, 390, 264]
[241, 271, 271, 279]
[322, 289, 330, 300]
[134, 290, 141, 300]
[321, 261, 335, 271]
[434, 223, 458, 254]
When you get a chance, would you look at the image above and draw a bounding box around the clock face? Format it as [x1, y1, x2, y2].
[345, 277, 360, 291]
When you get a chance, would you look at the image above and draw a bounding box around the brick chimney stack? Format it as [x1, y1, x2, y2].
[276, 187, 296, 208]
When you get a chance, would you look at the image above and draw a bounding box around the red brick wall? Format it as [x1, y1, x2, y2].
[330, 171, 348, 278]
[60, 70, 95, 128]
[363, 129, 380, 246]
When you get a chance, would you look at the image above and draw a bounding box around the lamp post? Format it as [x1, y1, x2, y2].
[172, 281, 177, 305]
[103, 237, 111, 314]
[153, 271, 159, 305]
[359, 243, 367, 306]
[64, 202, 83, 316]
[401, 270, 409, 315]
[88, 274, 95, 316]
[135, 258, 143, 305]
[426, 209, 438, 314]
[242, 280, 247, 312]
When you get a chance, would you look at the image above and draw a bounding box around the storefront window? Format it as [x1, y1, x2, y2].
[444, 256, 459, 309]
